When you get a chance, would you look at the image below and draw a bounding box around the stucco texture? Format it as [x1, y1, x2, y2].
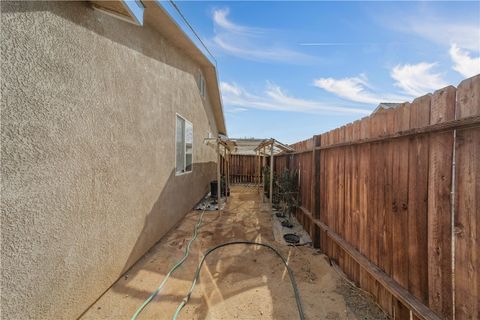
[1, 1, 219, 319]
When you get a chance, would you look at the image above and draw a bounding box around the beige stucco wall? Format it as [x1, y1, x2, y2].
[1, 1, 220, 319]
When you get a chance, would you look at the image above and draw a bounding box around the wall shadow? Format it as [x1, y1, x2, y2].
[99, 186, 303, 320]
[76, 161, 216, 318]
[119, 161, 216, 275]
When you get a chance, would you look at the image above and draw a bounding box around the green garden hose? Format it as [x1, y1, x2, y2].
[171, 241, 305, 320]
[130, 204, 208, 320]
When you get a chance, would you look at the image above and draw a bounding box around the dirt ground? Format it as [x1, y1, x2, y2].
[81, 186, 388, 320]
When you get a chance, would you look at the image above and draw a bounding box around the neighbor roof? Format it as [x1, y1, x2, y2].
[372, 102, 401, 114]
[89, 0, 227, 135]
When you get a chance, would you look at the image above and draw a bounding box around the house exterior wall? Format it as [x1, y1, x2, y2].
[1, 1, 219, 319]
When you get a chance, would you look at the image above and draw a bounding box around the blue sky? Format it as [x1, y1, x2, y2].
[162, 1, 480, 143]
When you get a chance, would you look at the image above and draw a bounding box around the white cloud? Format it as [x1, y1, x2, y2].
[213, 8, 262, 35]
[449, 44, 480, 78]
[220, 82, 241, 96]
[213, 36, 312, 63]
[212, 8, 314, 63]
[226, 107, 248, 114]
[314, 63, 449, 103]
[407, 21, 480, 51]
[385, 12, 480, 51]
[220, 81, 371, 115]
[213, 8, 241, 32]
[313, 75, 409, 104]
[391, 62, 447, 97]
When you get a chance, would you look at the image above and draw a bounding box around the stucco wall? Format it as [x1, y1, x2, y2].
[1, 1, 219, 319]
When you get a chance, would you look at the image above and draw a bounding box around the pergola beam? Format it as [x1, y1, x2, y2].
[254, 138, 294, 154]
[253, 138, 294, 204]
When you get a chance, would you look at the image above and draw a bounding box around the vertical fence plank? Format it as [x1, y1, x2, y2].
[369, 112, 381, 268]
[384, 107, 395, 278]
[351, 120, 361, 285]
[320, 132, 328, 253]
[358, 116, 372, 294]
[373, 109, 390, 310]
[337, 127, 346, 271]
[368, 110, 387, 304]
[408, 94, 431, 305]
[378, 108, 395, 315]
[428, 85, 455, 319]
[334, 128, 341, 264]
[454, 75, 480, 320]
[391, 103, 411, 319]
[344, 124, 353, 280]
[310, 135, 320, 247]
[327, 130, 335, 259]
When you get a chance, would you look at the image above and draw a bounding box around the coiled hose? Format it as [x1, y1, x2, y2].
[171, 241, 305, 320]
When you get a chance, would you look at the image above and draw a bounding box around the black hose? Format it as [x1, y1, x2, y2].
[172, 241, 305, 320]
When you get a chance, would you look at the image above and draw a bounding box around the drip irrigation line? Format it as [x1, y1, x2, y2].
[130, 201, 209, 320]
[172, 241, 305, 320]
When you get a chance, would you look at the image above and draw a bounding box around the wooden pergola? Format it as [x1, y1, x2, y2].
[254, 138, 294, 204]
[204, 136, 236, 207]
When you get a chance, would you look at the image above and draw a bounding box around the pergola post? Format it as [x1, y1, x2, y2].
[223, 145, 228, 203]
[269, 140, 274, 204]
[258, 150, 261, 194]
[227, 149, 230, 199]
[255, 150, 259, 192]
[258, 150, 262, 193]
[217, 140, 221, 209]
[262, 146, 266, 202]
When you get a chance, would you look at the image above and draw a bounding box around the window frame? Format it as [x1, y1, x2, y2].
[175, 113, 193, 176]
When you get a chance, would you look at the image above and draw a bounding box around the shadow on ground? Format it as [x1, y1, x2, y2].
[81, 186, 388, 320]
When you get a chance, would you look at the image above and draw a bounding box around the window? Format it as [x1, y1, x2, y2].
[197, 72, 206, 98]
[176, 115, 193, 174]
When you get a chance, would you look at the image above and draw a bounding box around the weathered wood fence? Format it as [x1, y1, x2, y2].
[272, 75, 479, 320]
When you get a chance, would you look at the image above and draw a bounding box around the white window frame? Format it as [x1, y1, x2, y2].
[175, 113, 193, 175]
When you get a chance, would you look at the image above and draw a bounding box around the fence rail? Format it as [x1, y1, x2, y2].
[271, 76, 480, 320]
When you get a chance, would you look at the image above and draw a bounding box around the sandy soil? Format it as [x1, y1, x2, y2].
[81, 186, 388, 320]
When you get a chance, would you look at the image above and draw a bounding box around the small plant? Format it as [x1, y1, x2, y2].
[275, 168, 300, 223]
[262, 166, 278, 198]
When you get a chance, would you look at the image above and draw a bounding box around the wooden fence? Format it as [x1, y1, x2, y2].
[272, 75, 479, 320]
[228, 154, 261, 184]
